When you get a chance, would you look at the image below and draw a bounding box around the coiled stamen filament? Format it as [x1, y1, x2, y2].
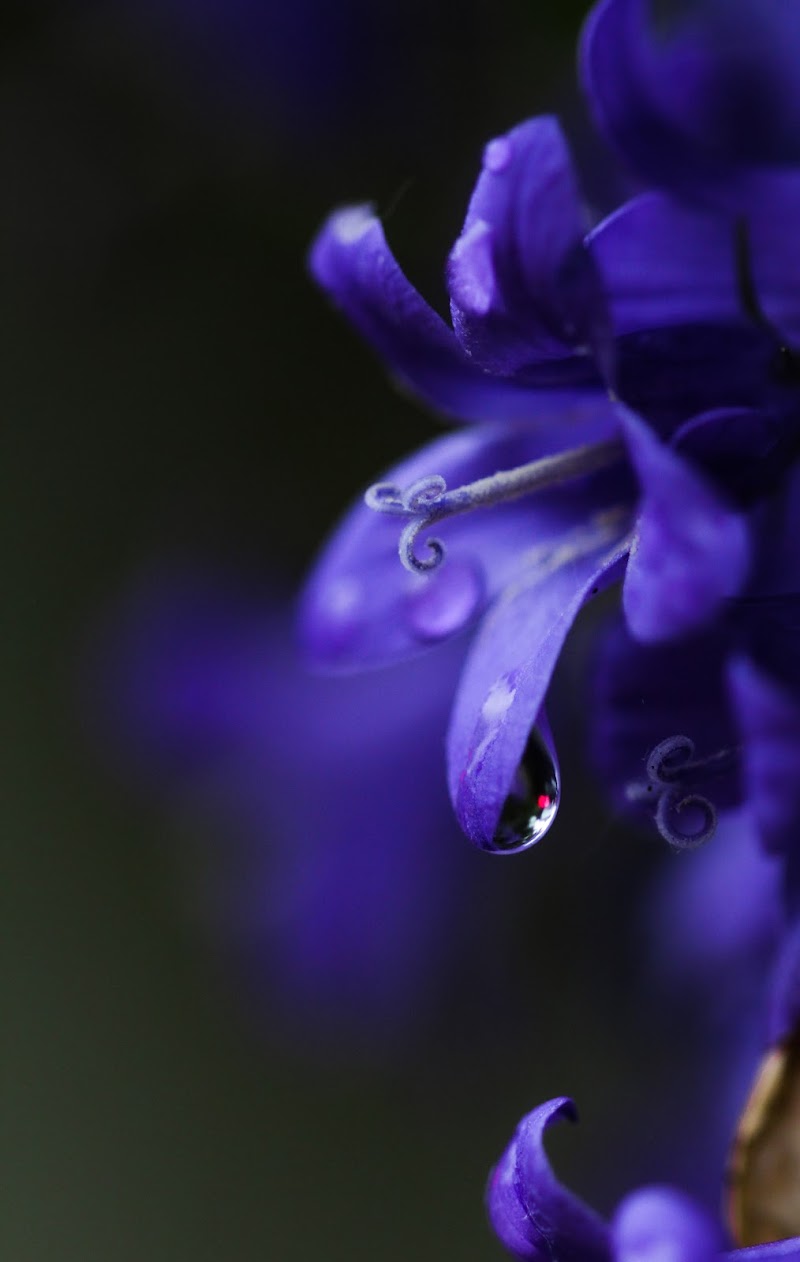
[365, 438, 625, 573]
[627, 734, 739, 850]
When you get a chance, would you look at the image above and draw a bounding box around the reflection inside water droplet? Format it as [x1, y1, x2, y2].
[489, 729, 560, 854]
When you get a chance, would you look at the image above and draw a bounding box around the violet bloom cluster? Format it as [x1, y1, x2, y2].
[303, 0, 800, 1257]
[303, 0, 800, 860]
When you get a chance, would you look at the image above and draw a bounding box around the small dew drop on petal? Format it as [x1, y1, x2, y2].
[407, 558, 482, 642]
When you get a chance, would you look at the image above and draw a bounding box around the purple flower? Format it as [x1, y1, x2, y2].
[487, 1097, 799, 1262]
[304, 101, 800, 854]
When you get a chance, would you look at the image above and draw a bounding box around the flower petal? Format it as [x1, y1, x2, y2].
[732, 1240, 800, 1262]
[613, 1188, 721, 1262]
[590, 185, 800, 351]
[728, 654, 800, 857]
[301, 401, 628, 671]
[580, 0, 800, 211]
[309, 204, 588, 423]
[487, 1099, 611, 1262]
[448, 506, 630, 848]
[447, 116, 610, 378]
[620, 410, 750, 642]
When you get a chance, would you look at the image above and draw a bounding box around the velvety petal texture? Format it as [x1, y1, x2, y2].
[581, 0, 800, 210]
[300, 401, 628, 671]
[486, 1099, 611, 1262]
[448, 116, 610, 377]
[620, 409, 750, 642]
[448, 507, 630, 848]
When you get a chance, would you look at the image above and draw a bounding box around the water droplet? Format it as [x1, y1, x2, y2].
[489, 729, 560, 854]
[483, 137, 512, 173]
[408, 558, 482, 642]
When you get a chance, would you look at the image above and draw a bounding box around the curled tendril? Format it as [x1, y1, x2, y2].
[655, 786, 717, 850]
[626, 733, 731, 850]
[365, 474, 449, 573]
[646, 735, 696, 785]
[398, 519, 445, 573]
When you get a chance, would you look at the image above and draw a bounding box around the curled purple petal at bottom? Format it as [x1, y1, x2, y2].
[487, 1099, 611, 1262]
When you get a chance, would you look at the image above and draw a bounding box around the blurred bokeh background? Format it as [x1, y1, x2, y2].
[1, 2, 774, 1259]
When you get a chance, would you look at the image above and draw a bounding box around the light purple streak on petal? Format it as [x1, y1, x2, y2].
[613, 1187, 722, 1262]
[448, 507, 630, 848]
[309, 206, 592, 424]
[486, 1099, 610, 1262]
[728, 655, 800, 857]
[620, 410, 750, 642]
[301, 401, 625, 672]
[448, 116, 611, 378]
[581, 0, 800, 211]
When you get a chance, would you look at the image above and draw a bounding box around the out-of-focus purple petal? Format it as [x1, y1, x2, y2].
[647, 816, 780, 982]
[300, 402, 627, 671]
[448, 116, 610, 378]
[448, 508, 630, 848]
[729, 655, 800, 857]
[309, 206, 593, 424]
[613, 1187, 722, 1262]
[96, 566, 510, 1051]
[580, 0, 800, 211]
[487, 1099, 611, 1262]
[620, 410, 750, 642]
[590, 614, 739, 820]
